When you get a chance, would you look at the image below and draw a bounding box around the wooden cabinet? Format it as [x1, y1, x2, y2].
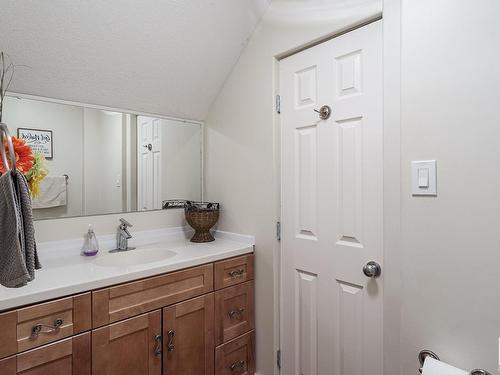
[0, 293, 91, 358]
[0, 333, 91, 375]
[214, 254, 254, 290]
[215, 281, 255, 345]
[163, 294, 214, 375]
[215, 331, 255, 375]
[0, 254, 255, 374]
[92, 310, 161, 375]
[93, 264, 213, 328]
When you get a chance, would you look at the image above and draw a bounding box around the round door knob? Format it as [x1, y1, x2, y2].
[363, 261, 381, 278]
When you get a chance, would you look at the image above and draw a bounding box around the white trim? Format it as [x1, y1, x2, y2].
[272, 55, 282, 375]
[7, 92, 204, 126]
[382, 1, 402, 375]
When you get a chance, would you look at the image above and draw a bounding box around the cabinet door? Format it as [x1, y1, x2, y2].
[0, 333, 91, 375]
[92, 310, 161, 375]
[163, 294, 214, 375]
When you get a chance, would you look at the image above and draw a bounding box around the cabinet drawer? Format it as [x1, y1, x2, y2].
[0, 293, 91, 358]
[92, 264, 214, 327]
[215, 281, 254, 345]
[215, 331, 255, 375]
[0, 332, 91, 375]
[214, 254, 254, 290]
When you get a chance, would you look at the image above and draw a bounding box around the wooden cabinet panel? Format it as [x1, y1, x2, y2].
[214, 254, 254, 290]
[92, 310, 161, 375]
[163, 294, 214, 375]
[215, 331, 255, 375]
[215, 281, 254, 345]
[0, 333, 91, 375]
[0, 293, 91, 358]
[92, 264, 213, 327]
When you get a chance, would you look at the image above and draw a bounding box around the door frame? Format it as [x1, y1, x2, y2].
[273, 4, 402, 374]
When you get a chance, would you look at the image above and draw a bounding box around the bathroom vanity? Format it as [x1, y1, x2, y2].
[0, 231, 255, 375]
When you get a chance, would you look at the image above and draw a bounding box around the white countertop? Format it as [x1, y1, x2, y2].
[0, 227, 254, 311]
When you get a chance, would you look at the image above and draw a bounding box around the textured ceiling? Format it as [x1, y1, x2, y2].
[0, 0, 270, 121]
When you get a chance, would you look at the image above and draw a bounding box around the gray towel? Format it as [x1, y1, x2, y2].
[14, 171, 41, 278]
[0, 171, 40, 287]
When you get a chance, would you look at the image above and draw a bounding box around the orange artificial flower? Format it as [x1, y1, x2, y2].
[0, 136, 34, 174]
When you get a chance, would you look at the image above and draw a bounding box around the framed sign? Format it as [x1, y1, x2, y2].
[17, 128, 53, 159]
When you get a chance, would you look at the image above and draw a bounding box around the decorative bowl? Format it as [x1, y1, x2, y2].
[184, 201, 220, 243]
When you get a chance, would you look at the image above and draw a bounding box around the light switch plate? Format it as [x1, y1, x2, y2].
[411, 160, 437, 196]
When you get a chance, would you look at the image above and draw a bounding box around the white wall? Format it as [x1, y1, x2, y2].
[203, 1, 382, 373]
[399, 1, 500, 373]
[2, 96, 84, 218]
[161, 120, 202, 202]
[83, 108, 124, 215]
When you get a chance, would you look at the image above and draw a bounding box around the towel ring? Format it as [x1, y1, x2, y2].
[0, 123, 17, 173]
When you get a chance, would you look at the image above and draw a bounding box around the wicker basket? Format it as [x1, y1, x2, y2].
[184, 201, 220, 243]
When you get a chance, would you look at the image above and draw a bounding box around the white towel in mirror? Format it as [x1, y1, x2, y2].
[32, 176, 67, 209]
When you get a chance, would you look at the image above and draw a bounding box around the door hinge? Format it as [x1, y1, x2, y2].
[276, 221, 281, 241]
[277, 349, 281, 369]
[276, 94, 281, 114]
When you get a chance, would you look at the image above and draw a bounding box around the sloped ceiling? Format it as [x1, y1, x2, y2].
[0, 0, 270, 121]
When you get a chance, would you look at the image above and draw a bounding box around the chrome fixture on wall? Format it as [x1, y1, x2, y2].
[418, 349, 492, 375]
[0, 122, 17, 173]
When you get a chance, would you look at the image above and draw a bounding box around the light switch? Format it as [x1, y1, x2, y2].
[412, 160, 437, 196]
[417, 167, 429, 188]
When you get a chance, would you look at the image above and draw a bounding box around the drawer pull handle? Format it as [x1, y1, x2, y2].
[228, 308, 246, 319]
[31, 318, 64, 338]
[228, 269, 245, 278]
[166, 329, 175, 352]
[230, 360, 246, 371]
[154, 334, 162, 356]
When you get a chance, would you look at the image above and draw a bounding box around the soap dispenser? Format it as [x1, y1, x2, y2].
[83, 224, 99, 256]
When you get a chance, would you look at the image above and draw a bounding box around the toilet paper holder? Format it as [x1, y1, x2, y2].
[418, 350, 492, 375]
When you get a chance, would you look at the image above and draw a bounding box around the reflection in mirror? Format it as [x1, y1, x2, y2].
[3, 95, 202, 219]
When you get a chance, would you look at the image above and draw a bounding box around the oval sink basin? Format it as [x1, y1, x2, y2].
[93, 248, 177, 267]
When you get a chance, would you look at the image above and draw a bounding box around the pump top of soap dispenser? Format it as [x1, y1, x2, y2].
[83, 224, 99, 256]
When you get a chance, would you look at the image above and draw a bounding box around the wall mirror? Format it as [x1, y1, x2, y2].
[3, 95, 203, 220]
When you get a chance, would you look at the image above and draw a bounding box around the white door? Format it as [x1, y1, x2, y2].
[280, 20, 383, 375]
[137, 116, 162, 210]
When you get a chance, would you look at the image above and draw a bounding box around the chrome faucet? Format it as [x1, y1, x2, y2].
[115, 218, 135, 251]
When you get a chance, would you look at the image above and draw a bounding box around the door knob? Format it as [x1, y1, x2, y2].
[363, 261, 381, 278]
[143, 143, 152, 151]
[313, 105, 331, 120]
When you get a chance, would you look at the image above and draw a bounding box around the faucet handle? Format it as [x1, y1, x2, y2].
[119, 218, 133, 228]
